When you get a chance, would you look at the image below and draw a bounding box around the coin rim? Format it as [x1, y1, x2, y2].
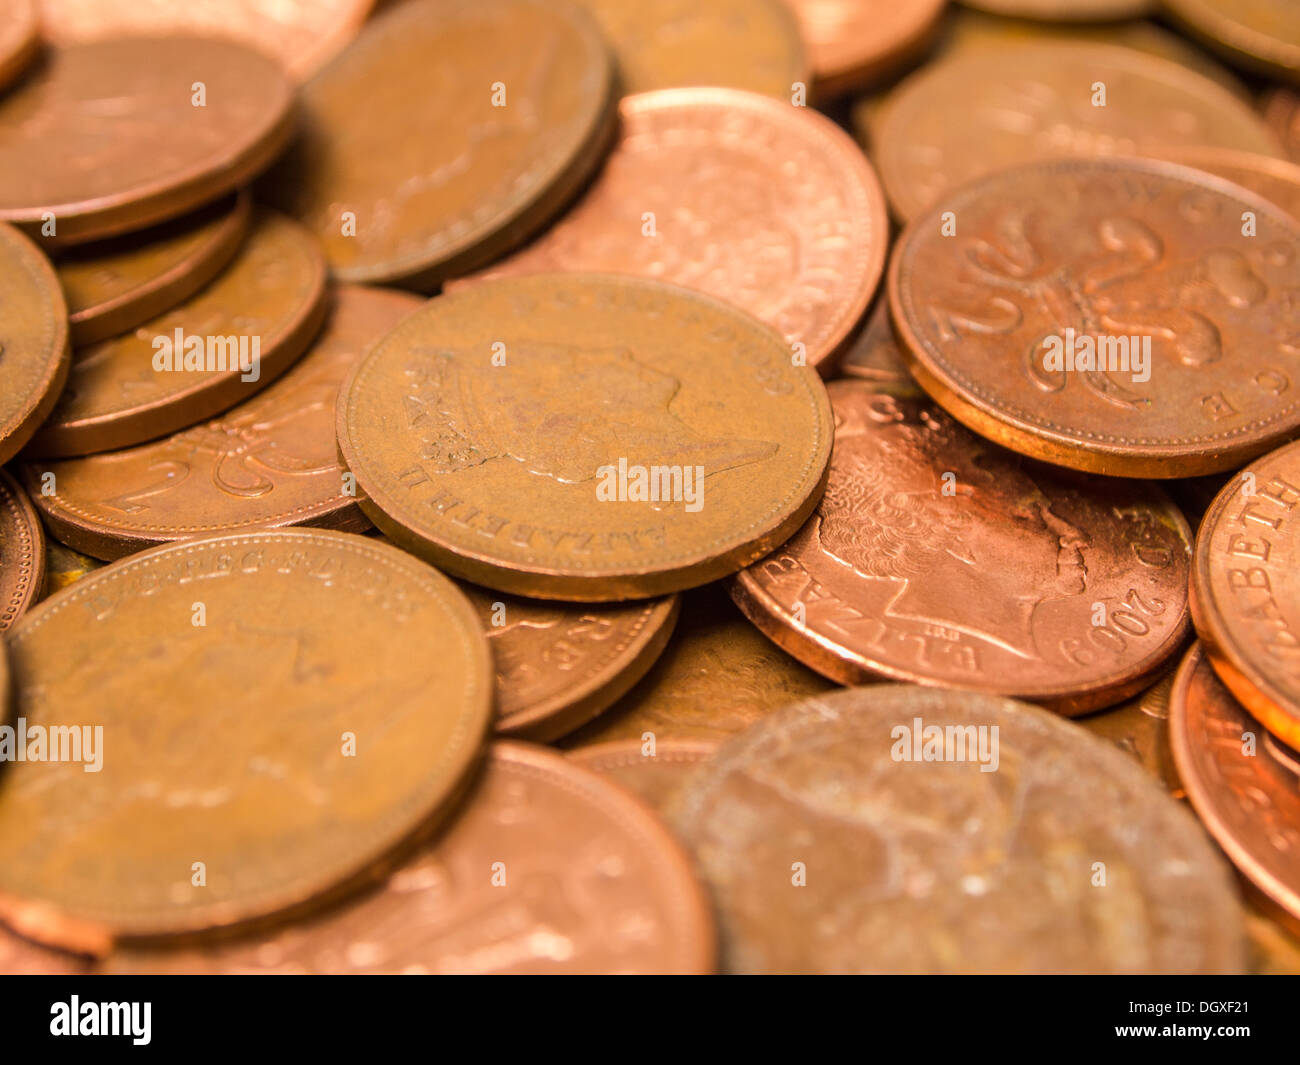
[0, 469, 46, 633]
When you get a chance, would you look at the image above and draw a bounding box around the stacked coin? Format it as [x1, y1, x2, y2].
[1, 0, 1299, 975]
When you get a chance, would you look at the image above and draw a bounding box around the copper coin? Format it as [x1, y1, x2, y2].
[0, 530, 492, 948]
[869, 41, 1283, 220]
[890, 156, 1300, 478]
[838, 297, 922, 395]
[1170, 643, 1300, 928]
[27, 209, 329, 458]
[0, 928, 90, 976]
[41, 540, 101, 598]
[568, 737, 719, 814]
[24, 285, 420, 560]
[575, 0, 805, 97]
[1190, 439, 1300, 749]
[38, 0, 378, 81]
[672, 684, 1246, 974]
[1263, 89, 1300, 163]
[731, 381, 1192, 714]
[459, 583, 680, 741]
[0, 0, 39, 92]
[466, 88, 890, 373]
[263, 0, 615, 289]
[1165, 0, 1300, 86]
[564, 584, 835, 747]
[337, 274, 833, 601]
[103, 742, 716, 973]
[0, 222, 69, 465]
[0, 470, 44, 632]
[56, 191, 252, 348]
[1077, 663, 1184, 796]
[1147, 146, 1300, 220]
[782, 0, 944, 99]
[960, 0, 1154, 18]
[0, 38, 295, 244]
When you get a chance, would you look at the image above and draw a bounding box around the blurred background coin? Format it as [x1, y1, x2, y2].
[0, 0, 39, 92]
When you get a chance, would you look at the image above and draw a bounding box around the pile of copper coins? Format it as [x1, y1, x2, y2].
[0, 0, 1298, 975]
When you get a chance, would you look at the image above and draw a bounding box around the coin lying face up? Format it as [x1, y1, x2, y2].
[338, 274, 834, 600]
[671, 685, 1246, 974]
[731, 381, 1192, 714]
[0, 530, 493, 947]
[890, 156, 1300, 478]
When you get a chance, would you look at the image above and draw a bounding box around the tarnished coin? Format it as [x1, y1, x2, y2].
[103, 742, 716, 974]
[41, 541, 101, 598]
[731, 382, 1192, 714]
[889, 156, 1300, 478]
[338, 274, 833, 600]
[38, 0, 377, 81]
[28, 209, 329, 458]
[672, 684, 1246, 974]
[783, 0, 944, 99]
[264, 0, 615, 288]
[459, 584, 679, 741]
[960, 0, 1154, 18]
[0, 222, 69, 465]
[0, 530, 492, 947]
[1190, 439, 1300, 749]
[1148, 147, 1300, 220]
[839, 298, 921, 395]
[467, 88, 889, 372]
[576, 0, 804, 97]
[867, 41, 1283, 220]
[0, 38, 295, 244]
[1165, 0, 1300, 86]
[0, 0, 39, 92]
[0, 470, 44, 632]
[1264, 89, 1300, 163]
[1171, 644, 1300, 928]
[1077, 664, 1183, 796]
[568, 738, 719, 814]
[56, 192, 251, 347]
[25, 286, 420, 560]
[564, 584, 835, 747]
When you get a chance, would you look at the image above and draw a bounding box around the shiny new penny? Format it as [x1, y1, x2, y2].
[568, 738, 719, 815]
[0, 530, 493, 947]
[672, 685, 1246, 974]
[38, 0, 377, 81]
[25, 286, 420, 560]
[1170, 644, 1300, 927]
[0, 38, 295, 244]
[576, 0, 804, 97]
[0, 223, 69, 465]
[1263, 90, 1300, 163]
[1191, 440, 1300, 749]
[0, 470, 44, 632]
[104, 742, 716, 974]
[338, 274, 834, 601]
[869, 41, 1283, 220]
[56, 192, 251, 347]
[467, 88, 889, 372]
[890, 157, 1300, 478]
[1077, 664, 1183, 796]
[839, 298, 921, 396]
[459, 583, 679, 741]
[731, 382, 1192, 715]
[1165, 0, 1300, 86]
[564, 584, 835, 747]
[783, 0, 944, 99]
[0, 0, 39, 92]
[27, 209, 329, 458]
[264, 0, 615, 288]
